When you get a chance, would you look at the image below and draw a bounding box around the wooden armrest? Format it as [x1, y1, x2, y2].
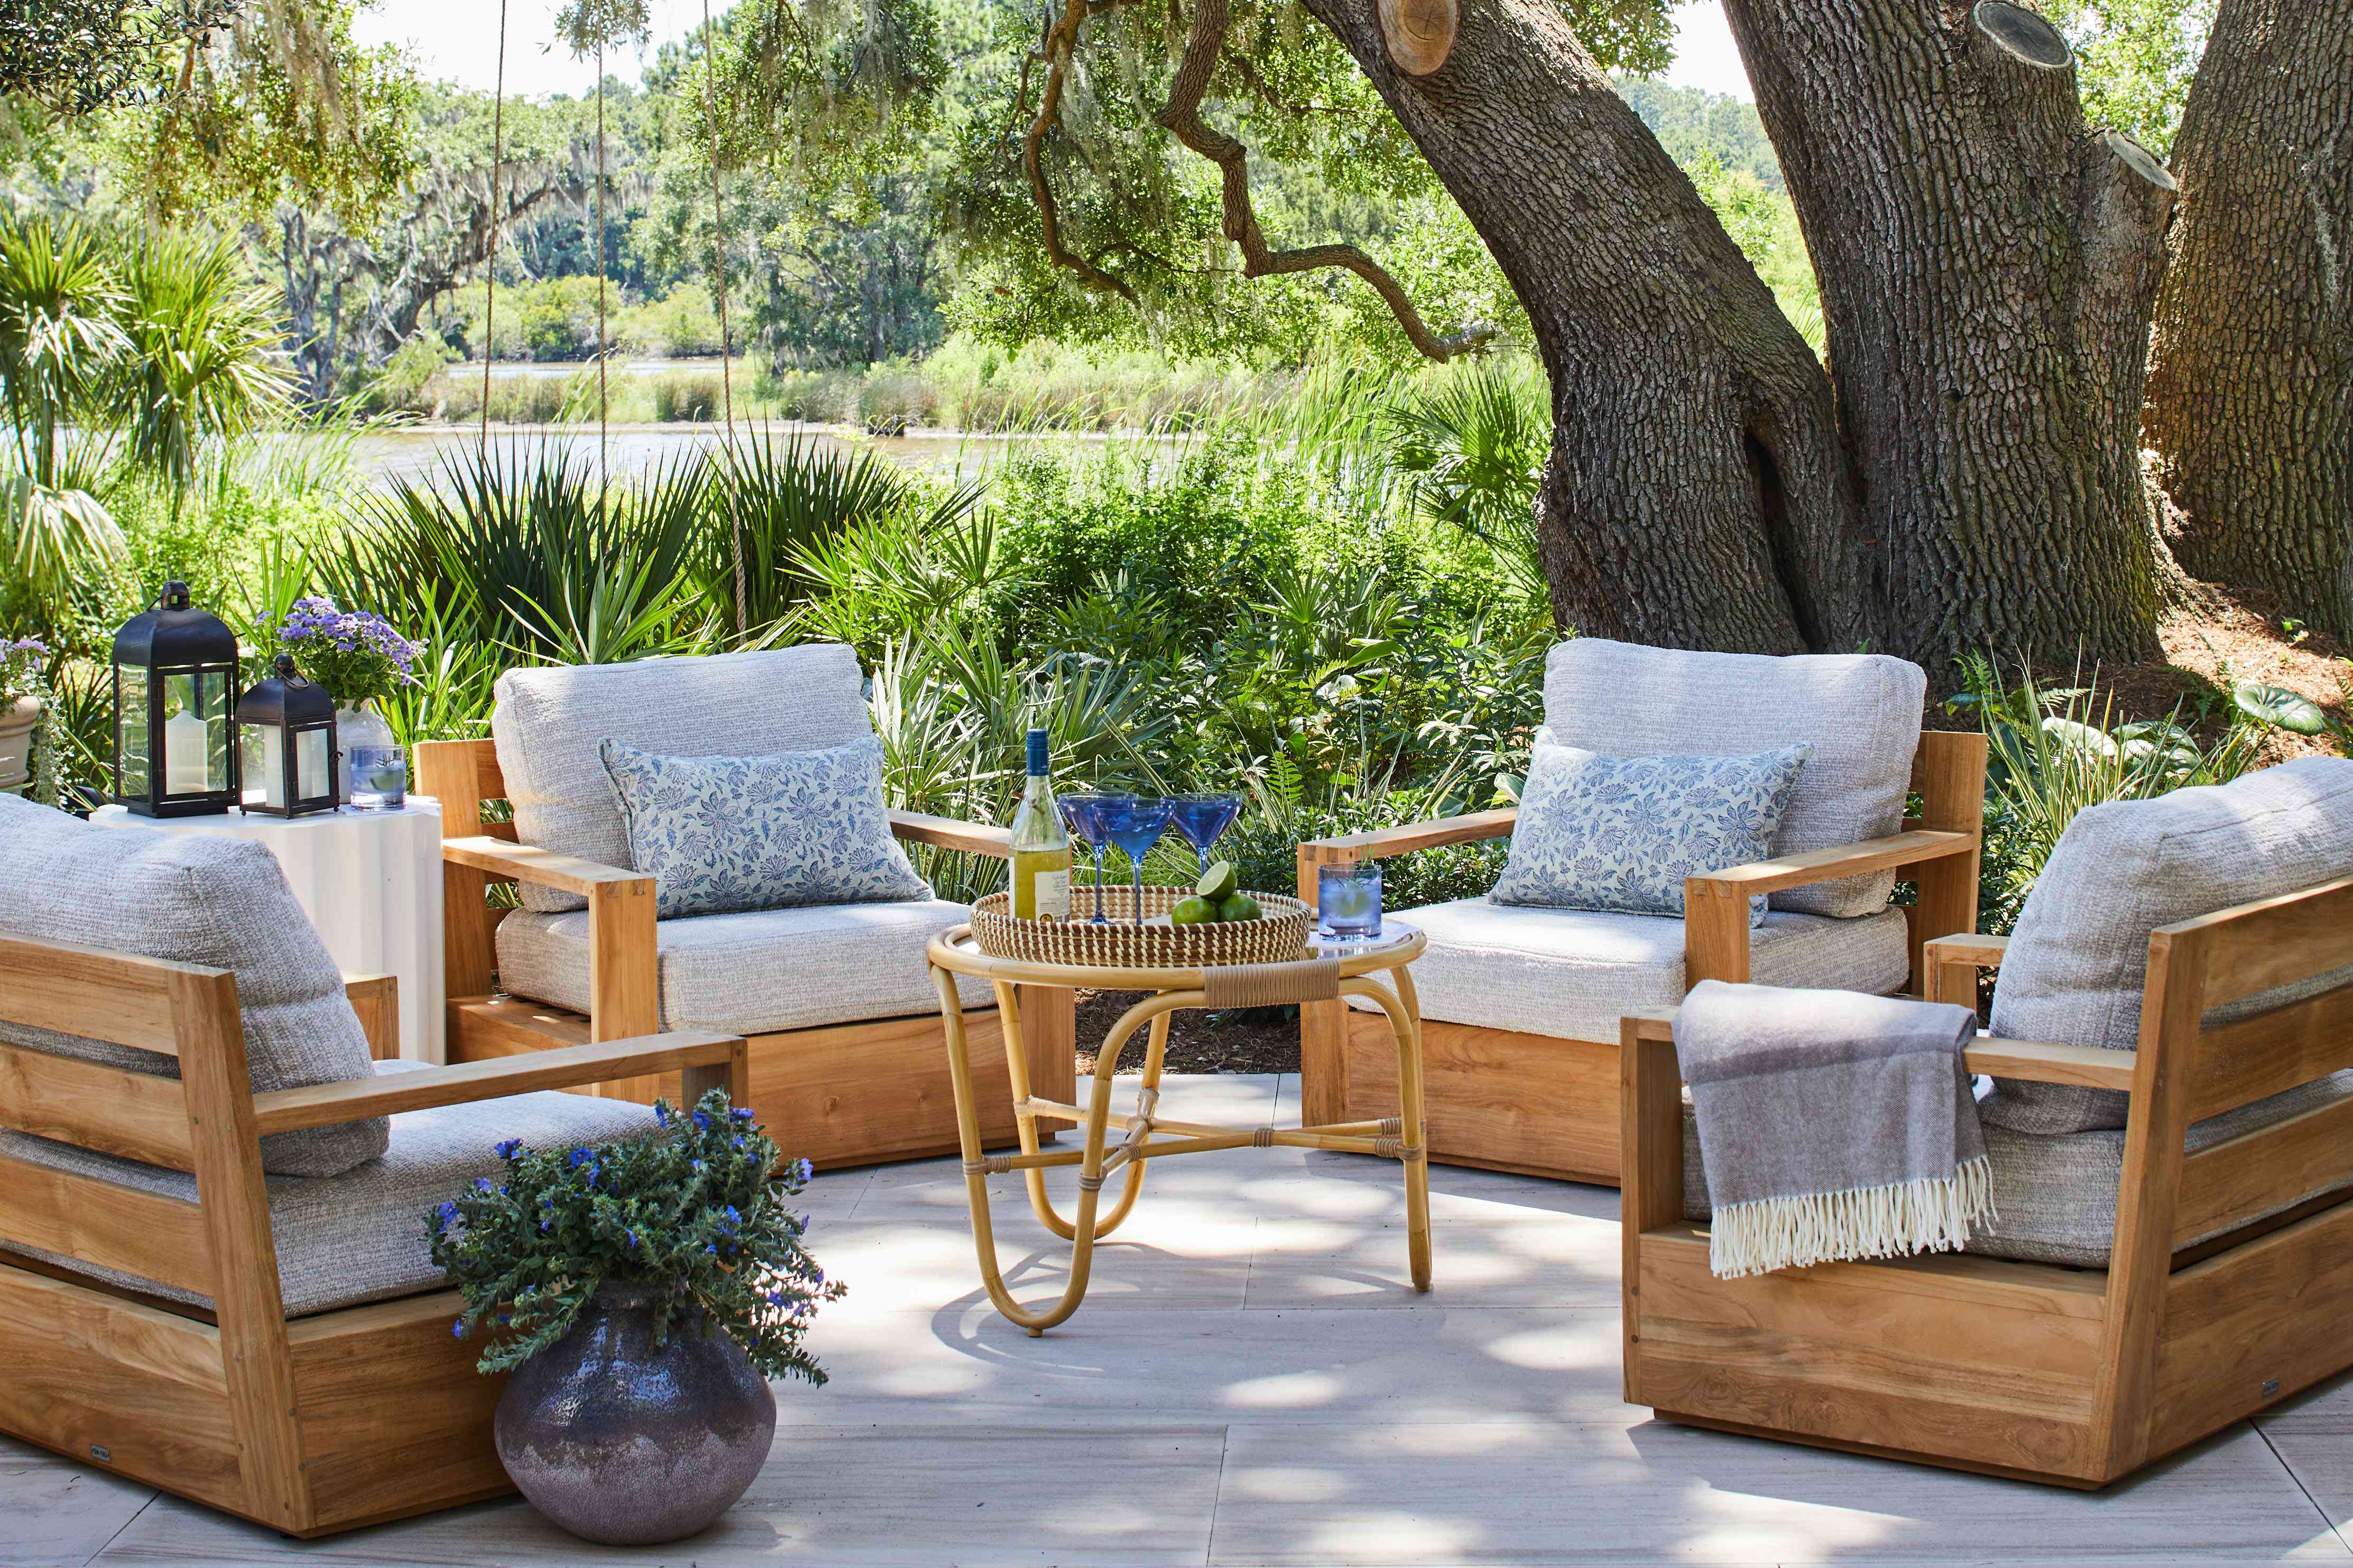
[1923, 932, 2009, 971]
[1300, 808, 1518, 862]
[1689, 829, 1977, 898]
[342, 973, 399, 1061]
[444, 835, 652, 897]
[250, 1031, 746, 1135]
[1622, 1006, 2134, 1090]
[891, 810, 1012, 858]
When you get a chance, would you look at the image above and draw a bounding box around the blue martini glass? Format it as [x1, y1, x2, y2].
[1167, 792, 1244, 881]
[1094, 795, 1176, 925]
[1058, 792, 1122, 924]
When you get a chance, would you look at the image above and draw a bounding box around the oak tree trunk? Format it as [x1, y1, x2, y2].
[1298, 0, 1868, 653]
[2144, 0, 2353, 637]
[1722, 0, 2175, 666]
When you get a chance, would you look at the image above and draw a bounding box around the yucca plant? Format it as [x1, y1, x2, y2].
[0, 216, 130, 622]
[705, 433, 963, 638]
[867, 620, 1165, 902]
[109, 230, 297, 495]
[331, 440, 722, 669]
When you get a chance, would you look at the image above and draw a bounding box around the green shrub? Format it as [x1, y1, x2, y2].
[428, 1088, 844, 1381]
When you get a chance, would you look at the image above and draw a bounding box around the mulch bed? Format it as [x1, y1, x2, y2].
[1071, 989, 1302, 1075]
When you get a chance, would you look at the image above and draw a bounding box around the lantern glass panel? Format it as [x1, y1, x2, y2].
[241, 725, 284, 811]
[297, 727, 330, 801]
[117, 667, 150, 798]
[162, 670, 230, 796]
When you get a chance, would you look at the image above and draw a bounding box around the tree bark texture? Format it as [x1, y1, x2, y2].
[2144, 0, 2353, 637]
[1299, 0, 1867, 653]
[1723, 0, 2175, 666]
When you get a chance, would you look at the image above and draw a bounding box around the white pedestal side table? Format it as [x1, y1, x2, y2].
[89, 800, 447, 1063]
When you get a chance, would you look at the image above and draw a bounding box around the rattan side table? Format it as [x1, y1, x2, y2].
[925, 922, 1431, 1335]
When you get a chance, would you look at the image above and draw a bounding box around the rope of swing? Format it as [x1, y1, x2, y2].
[594, 36, 610, 527]
[479, 0, 507, 454]
[700, 0, 747, 637]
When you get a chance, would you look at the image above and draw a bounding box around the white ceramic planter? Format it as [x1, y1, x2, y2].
[0, 697, 40, 792]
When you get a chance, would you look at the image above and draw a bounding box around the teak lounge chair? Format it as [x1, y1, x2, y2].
[1622, 757, 2353, 1486]
[414, 644, 1075, 1170]
[0, 795, 742, 1534]
[1297, 638, 1985, 1185]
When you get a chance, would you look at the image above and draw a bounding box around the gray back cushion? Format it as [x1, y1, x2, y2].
[1540, 638, 1927, 917]
[0, 794, 386, 1176]
[1984, 757, 2353, 1134]
[491, 645, 875, 913]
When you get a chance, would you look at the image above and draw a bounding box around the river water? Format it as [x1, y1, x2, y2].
[345, 422, 1064, 488]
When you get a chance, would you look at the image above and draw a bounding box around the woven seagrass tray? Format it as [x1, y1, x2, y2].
[969, 885, 1311, 968]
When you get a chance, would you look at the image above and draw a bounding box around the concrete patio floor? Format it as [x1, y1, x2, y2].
[10, 1071, 2353, 1566]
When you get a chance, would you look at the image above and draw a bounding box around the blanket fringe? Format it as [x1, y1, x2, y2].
[1708, 1156, 1997, 1279]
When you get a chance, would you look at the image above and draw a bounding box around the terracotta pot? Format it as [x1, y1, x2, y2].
[0, 696, 40, 792]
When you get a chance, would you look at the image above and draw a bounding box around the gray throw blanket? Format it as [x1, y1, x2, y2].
[1675, 979, 1995, 1279]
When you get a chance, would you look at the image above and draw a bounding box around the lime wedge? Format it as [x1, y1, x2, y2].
[1196, 859, 1238, 903]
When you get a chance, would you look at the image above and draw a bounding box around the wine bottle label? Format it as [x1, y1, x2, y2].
[1033, 868, 1070, 921]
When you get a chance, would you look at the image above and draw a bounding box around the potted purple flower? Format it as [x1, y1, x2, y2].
[273, 597, 422, 806]
[0, 637, 48, 795]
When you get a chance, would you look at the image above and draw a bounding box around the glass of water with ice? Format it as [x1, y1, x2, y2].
[1317, 862, 1383, 941]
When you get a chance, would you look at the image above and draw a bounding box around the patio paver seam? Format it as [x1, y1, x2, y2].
[2250, 1417, 2353, 1556]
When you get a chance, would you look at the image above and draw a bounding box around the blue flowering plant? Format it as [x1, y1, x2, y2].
[426, 1088, 845, 1381]
[273, 596, 421, 707]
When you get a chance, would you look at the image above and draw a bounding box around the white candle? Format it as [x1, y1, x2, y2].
[164, 706, 211, 795]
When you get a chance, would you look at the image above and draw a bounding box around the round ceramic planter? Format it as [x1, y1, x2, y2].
[0, 697, 40, 793]
[494, 1283, 775, 1546]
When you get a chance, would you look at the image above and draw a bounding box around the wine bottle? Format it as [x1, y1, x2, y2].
[1008, 726, 1072, 921]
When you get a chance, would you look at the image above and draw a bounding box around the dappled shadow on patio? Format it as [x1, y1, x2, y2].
[10, 1072, 2349, 1566]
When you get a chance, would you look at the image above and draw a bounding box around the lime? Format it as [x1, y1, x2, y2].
[1169, 895, 1219, 925]
[1216, 893, 1261, 923]
[1196, 859, 1238, 903]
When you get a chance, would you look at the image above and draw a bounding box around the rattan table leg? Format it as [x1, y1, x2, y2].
[1344, 975, 1432, 1292]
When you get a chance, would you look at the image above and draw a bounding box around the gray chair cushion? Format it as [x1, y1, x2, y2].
[1370, 897, 1911, 1044]
[601, 735, 931, 920]
[492, 645, 875, 913]
[1985, 757, 2353, 1134]
[0, 1061, 656, 1316]
[1540, 638, 1926, 918]
[496, 899, 989, 1036]
[1684, 1069, 2353, 1267]
[1491, 743, 1810, 924]
[0, 794, 384, 1177]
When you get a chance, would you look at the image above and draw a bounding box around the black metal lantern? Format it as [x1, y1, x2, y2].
[111, 580, 240, 817]
[234, 654, 339, 818]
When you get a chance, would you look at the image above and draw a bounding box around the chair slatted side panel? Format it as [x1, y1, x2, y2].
[2187, 982, 2353, 1124]
[1906, 731, 1989, 833]
[2181, 874, 2353, 1009]
[0, 1152, 211, 1295]
[2165, 876, 2353, 1123]
[0, 1043, 195, 1170]
[2174, 1092, 2353, 1248]
[0, 934, 189, 1055]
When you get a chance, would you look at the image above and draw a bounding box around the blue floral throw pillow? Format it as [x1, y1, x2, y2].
[1489, 743, 1812, 925]
[599, 736, 934, 920]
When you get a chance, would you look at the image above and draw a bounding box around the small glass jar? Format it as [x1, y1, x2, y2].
[337, 702, 405, 810]
[1317, 861, 1383, 941]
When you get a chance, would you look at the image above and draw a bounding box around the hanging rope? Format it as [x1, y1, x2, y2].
[699, 0, 747, 636]
[479, 0, 508, 454]
[594, 36, 610, 518]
